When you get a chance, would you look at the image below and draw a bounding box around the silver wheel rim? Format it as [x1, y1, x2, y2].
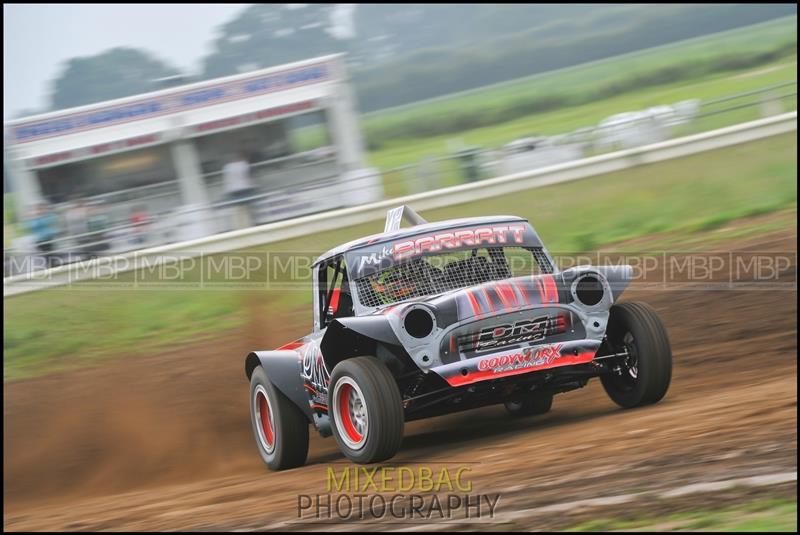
[332, 376, 369, 450]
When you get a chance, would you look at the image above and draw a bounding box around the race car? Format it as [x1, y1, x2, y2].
[245, 206, 672, 469]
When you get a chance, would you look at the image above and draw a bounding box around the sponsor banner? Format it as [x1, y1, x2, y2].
[26, 133, 162, 169]
[23, 100, 318, 169]
[9, 60, 332, 144]
[188, 100, 318, 136]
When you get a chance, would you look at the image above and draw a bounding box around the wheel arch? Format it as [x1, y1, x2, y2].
[320, 316, 410, 375]
[594, 265, 633, 302]
[245, 350, 313, 423]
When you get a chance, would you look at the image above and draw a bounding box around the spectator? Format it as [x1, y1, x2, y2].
[65, 197, 89, 248]
[222, 151, 257, 229]
[85, 201, 111, 256]
[244, 140, 266, 164]
[129, 205, 151, 246]
[27, 203, 59, 267]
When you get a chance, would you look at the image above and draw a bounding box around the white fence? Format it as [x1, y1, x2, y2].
[4, 111, 796, 297]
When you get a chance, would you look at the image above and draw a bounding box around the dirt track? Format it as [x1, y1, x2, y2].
[3, 226, 797, 531]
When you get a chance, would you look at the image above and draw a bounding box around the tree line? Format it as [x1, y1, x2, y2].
[39, 4, 796, 117]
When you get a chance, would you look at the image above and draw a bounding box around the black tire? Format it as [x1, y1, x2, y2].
[328, 357, 404, 464]
[600, 301, 672, 408]
[249, 366, 309, 470]
[504, 391, 553, 417]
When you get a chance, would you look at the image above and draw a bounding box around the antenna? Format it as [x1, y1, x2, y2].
[384, 205, 428, 232]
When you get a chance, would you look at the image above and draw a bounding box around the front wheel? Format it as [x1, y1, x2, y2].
[600, 301, 672, 408]
[329, 357, 404, 464]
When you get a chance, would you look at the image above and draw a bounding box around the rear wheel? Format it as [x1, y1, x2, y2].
[504, 391, 553, 417]
[249, 366, 309, 470]
[600, 301, 672, 408]
[329, 357, 404, 464]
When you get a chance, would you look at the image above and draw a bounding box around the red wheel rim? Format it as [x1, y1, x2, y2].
[338, 383, 363, 443]
[256, 390, 274, 449]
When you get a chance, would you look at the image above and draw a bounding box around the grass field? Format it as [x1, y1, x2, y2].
[370, 55, 795, 179]
[360, 16, 797, 121]
[4, 132, 796, 381]
[566, 498, 797, 532]
[293, 16, 797, 198]
[376, 57, 797, 198]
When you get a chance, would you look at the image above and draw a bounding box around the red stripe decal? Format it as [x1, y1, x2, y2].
[542, 275, 559, 303]
[535, 278, 546, 303]
[466, 290, 482, 317]
[481, 287, 496, 313]
[494, 285, 511, 311]
[514, 279, 531, 306]
[277, 341, 304, 350]
[503, 283, 519, 308]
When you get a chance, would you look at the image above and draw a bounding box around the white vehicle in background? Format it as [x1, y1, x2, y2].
[498, 136, 583, 175]
[594, 99, 700, 152]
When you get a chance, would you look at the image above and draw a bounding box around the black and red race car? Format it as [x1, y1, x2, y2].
[246, 206, 672, 469]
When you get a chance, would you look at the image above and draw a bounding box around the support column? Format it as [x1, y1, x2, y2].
[169, 139, 216, 239]
[5, 148, 45, 218]
[325, 79, 383, 206]
[326, 81, 366, 172]
[171, 139, 209, 206]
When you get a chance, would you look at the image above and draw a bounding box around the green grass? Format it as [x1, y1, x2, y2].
[3, 132, 796, 381]
[566, 498, 797, 532]
[3, 289, 247, 380]
[369, 56, 797, 169]
[296, 132, 797, 255]
[361, 16, 797, 123]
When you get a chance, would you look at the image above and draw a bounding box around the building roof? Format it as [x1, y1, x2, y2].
[5, 53, 344, 128]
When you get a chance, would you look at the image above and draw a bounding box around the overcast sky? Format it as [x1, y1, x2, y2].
[3, 4, 252, 120]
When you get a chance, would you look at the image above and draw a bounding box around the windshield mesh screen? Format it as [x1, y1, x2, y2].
[355, 246, 552, 308]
